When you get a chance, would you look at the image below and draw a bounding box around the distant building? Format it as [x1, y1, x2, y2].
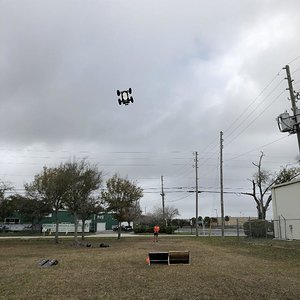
[212, 216, 256, 226]
[272, 179, 300, 240]
[3, 210, 119, 233]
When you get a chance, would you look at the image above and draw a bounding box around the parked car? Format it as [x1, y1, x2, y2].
[0, 225, 9, 232]
[123, 226, 133, 231]
[112, 225, 133, 232]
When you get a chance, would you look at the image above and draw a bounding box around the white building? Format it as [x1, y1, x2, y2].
[271, 179, 300, 240]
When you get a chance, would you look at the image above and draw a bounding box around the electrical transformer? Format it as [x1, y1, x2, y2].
[277, 112, 295, 133]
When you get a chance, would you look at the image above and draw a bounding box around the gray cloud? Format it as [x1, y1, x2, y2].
[1, 0, 300, 218]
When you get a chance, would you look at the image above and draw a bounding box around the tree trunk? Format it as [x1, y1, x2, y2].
[117, 221, 121, 240]
[81, 219, 85, 241]
[54, 208, 59, 244]
[74, 212, 79, 245]
[257, 204, 266, 220]
[31, 217, 35, 232]
[262, 207, 267, 220]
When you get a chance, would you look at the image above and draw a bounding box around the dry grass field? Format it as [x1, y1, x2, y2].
[0, 236, 299, 300]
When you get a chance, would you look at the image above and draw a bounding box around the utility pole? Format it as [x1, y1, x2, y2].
[160, 175, 166, 226]
[194, 151, 199, 237]
[220, 131, 225, 239]
[284, 65, 300, 154]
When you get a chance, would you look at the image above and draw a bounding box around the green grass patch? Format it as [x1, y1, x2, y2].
[0, 236, 299, 299]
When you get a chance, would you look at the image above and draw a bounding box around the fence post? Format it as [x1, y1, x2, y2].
[265, 219, 268, 238]
[236, 218, 240, 241]
[278, 216, 282, 239]
[283, 216, 287, 240]
[248, 217, 252, 238]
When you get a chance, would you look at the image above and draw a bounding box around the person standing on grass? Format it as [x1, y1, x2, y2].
[153, 225, 160, 242]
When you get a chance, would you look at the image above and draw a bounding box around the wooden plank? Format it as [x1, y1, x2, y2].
[148, 252, 169, 265]
[168, 251, 190, 265]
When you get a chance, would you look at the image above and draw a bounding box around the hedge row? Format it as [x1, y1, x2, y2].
[243, 219, 274, 238]
[133, 225, 177, 234]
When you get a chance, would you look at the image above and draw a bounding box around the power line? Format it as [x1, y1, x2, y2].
[197, 78, 287, 168]
[225, 136, 289, 161]
[225, 79, 285, 141]
[166, 193, 193, 203]
[224, 72, 283, 136]
[291, 67, 300, 75]
[288, 55, 300, 65]
[198, 70, 287, 156]
[225, 88, 286, 147]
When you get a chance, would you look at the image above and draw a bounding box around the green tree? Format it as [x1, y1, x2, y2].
[25, 165, 71, 243]
[63, 160, 103, 244]
[273, 165, 300, 185]
[101, 174, 143, 239]
[204, 216, 211, 227]
[172, 218, 190, 228]
[190, 217, 196, 227]
[225, 216, 230, 224]
[0, 181, 14, 222]
[78, 197, 103, 240]
[8, 194, 52, 229]
[243, 152, 300, 219]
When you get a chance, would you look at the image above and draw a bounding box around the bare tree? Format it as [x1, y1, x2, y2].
[243, 152, 300, 219]
[124, 200, 142, 226]
[151, 205, 180, 226]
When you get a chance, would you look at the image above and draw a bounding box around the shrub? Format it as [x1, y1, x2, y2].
[243, 219, 274, 238]
[133, 225, 177, 234]
[133, 225, 147, 234]
[146, 226, 153, 233]
[165, 226, 172, 234]
[165, 226, 176, 234]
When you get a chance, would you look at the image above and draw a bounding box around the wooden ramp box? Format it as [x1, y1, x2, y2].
[148, 251, 190, 265]
[168, 251, 190, 265]
[149, 252, 169, 265]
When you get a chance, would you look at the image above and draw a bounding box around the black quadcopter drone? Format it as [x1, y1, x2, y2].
[117, 88, 134, 105]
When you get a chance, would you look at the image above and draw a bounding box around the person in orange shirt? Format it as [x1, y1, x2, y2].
[153, 225, 160, 242]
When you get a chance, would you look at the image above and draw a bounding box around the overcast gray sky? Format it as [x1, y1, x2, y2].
[1, 0, 300, 219]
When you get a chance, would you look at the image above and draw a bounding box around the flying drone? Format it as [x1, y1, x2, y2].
[117, 88, 134, 106]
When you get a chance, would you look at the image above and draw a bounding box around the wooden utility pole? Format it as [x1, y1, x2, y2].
[284, 65, 300, 155]
[160, 175, 166, 226]
[194, 151, 199, 237]
[220, 131, 225, 239]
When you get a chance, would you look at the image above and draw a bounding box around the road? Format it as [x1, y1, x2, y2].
[0, 228, 245, 239]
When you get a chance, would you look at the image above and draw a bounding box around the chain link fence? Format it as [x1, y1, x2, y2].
[175, 218, 300, 240]
[273, 217, 300, 240]
[175, 218, 246, 237]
